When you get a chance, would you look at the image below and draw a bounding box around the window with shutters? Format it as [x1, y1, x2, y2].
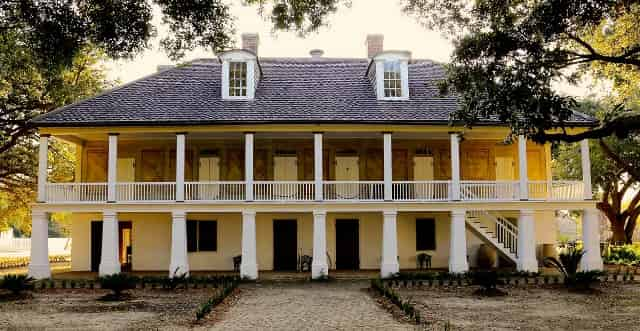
[416, 218, 436, 251]
[187, 220, 217, 252]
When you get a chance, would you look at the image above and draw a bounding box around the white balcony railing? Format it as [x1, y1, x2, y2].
[44, 183, 108, 202]
[254, 181, 315, 201]
[460, 181, 520, 201]
[323, 181, 384, 201]
[392, 181, 450, 201]
[185, 181, 245, 201]
[42, 180, 587, 203]
[116, 182, 176, 202]
[528, 181, 584, 201]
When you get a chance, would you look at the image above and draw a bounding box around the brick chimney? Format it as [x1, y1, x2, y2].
[365, 34, 384, 58]
[242, 33, 259, 55]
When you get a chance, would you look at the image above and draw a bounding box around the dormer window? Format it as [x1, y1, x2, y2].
[369, 51, 411, 100]
[229, 62, 248, 97]
[219, 49, 261, 100]
[383, 61, 403, 98]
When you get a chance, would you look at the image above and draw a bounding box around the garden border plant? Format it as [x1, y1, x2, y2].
[194, 276, 240, 322]
[371, 278, 422, 325]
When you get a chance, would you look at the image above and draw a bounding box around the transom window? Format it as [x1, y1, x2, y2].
[383, 61, 403, 98]
[229, 62, 248, 97]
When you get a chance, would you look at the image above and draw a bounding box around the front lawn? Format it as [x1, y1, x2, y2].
[396, 282, 640, 330]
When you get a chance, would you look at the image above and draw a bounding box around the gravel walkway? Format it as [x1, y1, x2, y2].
[206, 281, 413, 331]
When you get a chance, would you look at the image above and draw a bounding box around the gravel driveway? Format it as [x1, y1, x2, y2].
[206, 281, 413, 331]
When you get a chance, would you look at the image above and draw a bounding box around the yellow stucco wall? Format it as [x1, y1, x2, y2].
[71, 210, 556, 272]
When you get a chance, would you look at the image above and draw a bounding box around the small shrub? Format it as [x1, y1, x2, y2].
[544, 247, 604, 290]
[1, 275, 35, 295]
[97, 273, 138, 300]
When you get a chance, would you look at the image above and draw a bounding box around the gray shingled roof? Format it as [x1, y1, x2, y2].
[32, 57, 596, 127]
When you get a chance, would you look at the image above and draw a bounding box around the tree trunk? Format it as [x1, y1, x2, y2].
[610, 219, 628, 244]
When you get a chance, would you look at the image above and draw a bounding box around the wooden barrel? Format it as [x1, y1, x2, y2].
[477, 244, 497, 269]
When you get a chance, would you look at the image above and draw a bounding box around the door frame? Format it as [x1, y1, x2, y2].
[90, 220, 133, 272]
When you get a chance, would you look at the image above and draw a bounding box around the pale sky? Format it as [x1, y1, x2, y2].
[105, 0, 602, 97]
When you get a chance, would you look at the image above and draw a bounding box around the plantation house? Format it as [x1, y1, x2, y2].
[28, 34, 603, 280]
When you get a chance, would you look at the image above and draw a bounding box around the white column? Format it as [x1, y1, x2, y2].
[450, 133, 461, 201]
[175, 133, 186, 202]
[383, 132, 393, 201]
[581, 208, 604, 271]
[28, 211, 51, 279]
[37, 135, 49, 202]
[381, 209, 399, 278]
[99, 210, 120, 275]
[517, 209, 538, 272]
[581, 140, 593, 200]
[314, 133, 324, 201]
[107, 134, 118, 202]
[245, 133, 254, 201]
[518, 135, 529, 200]
[169, 210, 189, 277]
[312, 210, 328, 279]
[240, 210, 258, 279]
[449, 209, 469, 273]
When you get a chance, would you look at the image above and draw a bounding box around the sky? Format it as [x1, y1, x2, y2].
[105, 0, 601, 97]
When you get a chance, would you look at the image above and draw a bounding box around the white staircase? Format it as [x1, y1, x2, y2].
[465, 210, 518, 264]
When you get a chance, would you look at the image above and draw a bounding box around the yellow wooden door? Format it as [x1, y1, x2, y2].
[335, 156, 359, 198]
[495, 156, 515, 180]
[198, 156, 220, 199]
[413, 156, 435, 199]
[117, 158, 136, 182]
[274, 156, 298, 198]
[85, 150, 107, 182]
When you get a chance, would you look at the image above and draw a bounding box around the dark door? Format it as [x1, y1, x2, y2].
[91, 221, 102, 272]
[273, 220, 297, 271]
[336, 219, 359, 270]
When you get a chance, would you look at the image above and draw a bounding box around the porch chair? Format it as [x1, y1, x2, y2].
[233, 255, 242, 272]
[417, 253, 432, 270]
[298, 255, 313, 272]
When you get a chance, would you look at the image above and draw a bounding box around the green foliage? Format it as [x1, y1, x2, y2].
[97, 273, 138, 300]
[467, 271, 506, 296]
[604, 244, 640, 266]
[162, 269, 189, 290]
[1, 274, 35, 295]
[544, 247, 605, 289]
[402, 0, 640, 142]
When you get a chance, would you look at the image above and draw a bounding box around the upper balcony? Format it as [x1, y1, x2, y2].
[36, 130, 592, 204]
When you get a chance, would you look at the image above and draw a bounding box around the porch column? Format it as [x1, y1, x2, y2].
[312, 210, 328, 279]
[175, 133, 186, 202]
[107, 133, 119, 202]
[581, 140, 593, 200]
[517, 209, 538, 272]
[245, 133, 254, 201]
[240, 210, 258, 279]
[450, 133, 461, 201]
[449, 208, 468, 273]
[99, 210, 120, 275]
[518, 135, 529, 200]
[28, 211, 51, 279]
[169, 210, 189, 277]
[381, 209, 399, 278]
[383, 132, 393, 201]
[581, 208, 604, 271]
[37, 135, 49, 202]
[314, 133, 323, 201]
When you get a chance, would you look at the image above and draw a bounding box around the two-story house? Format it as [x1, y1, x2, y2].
[27, 34, 604, 280]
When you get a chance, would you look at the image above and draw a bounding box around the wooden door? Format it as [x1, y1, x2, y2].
[117, 158, 136, 182]
[392, 149, 408, 180]
[335, 219, 359, 270]
[86, 150, 107, 182]
[119, 221, 132, 272]
[527, 150, 545, 180]
[198, 156, 220, 199]
[413, 156, 435, 199]
[495, 156, 515, 180]
[274, 156, 298, 180]
[335, 156, 359, 198]
[90, 221, 102, 272]
[461, 149, 491, 180]
[273, 220, 298, 271]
